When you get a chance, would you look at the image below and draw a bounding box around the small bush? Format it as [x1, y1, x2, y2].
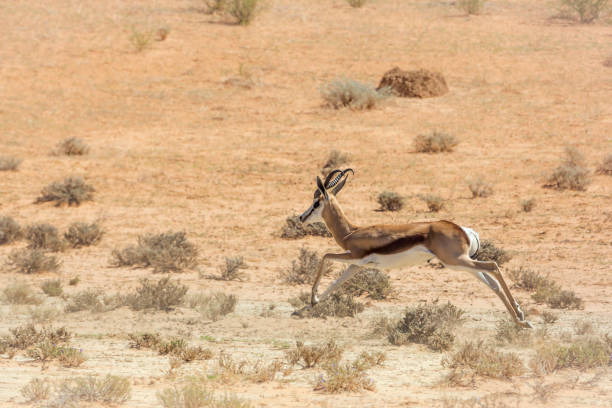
[544, 289, 584, 309]
[6, 248, 61, 274]
[467, 178, 493, 198]
[41, 279, 63, 297]
[51, 375, 131, 405]
[57, 346, 87, 367]
[314, 358, 375, 393]
[281, 247, 332, 285]
[228, 0, 259, 25]
[130, 29, 152, 52]
[290, 292, 364, 318]
[157, 380, 250, 408]
[321, 150, 350, 175]
[560, 0, 609, 23]
[280, 215, 330, 239]
[124, 277, 188, 311]
[414, 132, 458, 153]
[340, 267, 392, 300]
[509, 267, 551, 291]
[0, 324, 70, 351]
[377, 191, 404, 211]
[321, 78, 388, 110]
[389, 302, 464, 351]
[217, 256, 247, 281]
[0, 216, 22, 244]
[65, 289, 123, 313]
[64, 221, 104, 248]
[189, 292, 237, 321]
[443, 340, 525, 379]
[509, 267, 583, 310]
[2, 282, 41, 305]
[573, 320, 595, 335]
[128, 333, 162, 349]
[531, 337, 611, 375]
[420, 194, 445, 212]
[53, 137, 89, 156]
[36, 176, 95, 206]
[0, 155, 22, 171]
[520, 198, 536, 212]
[111, 231, 198, 273]
[69, 276, 80, 286]
[28, 305, 60, 324]
[596, 154, 612, 175]
[457, 0, 487, 14]
[544, 147, 590, 191]
[495, 319, 532, 346]
[204, 0, 228, 14]
[347, 0, 367, 7]
[21, 378, 50, 402]
[25, 223, 64, 251]
[285, 339, 343, 368]
[541, 311, 559, 324]
[475, 240, 511, 265]
[355, 351, 386, 369]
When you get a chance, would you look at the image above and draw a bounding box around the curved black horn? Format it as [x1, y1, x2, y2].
[323, 169, 343, 188]
[332, 168, 354, 195]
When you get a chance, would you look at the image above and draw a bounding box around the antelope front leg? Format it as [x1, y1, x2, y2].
[311, 252, 357, 305]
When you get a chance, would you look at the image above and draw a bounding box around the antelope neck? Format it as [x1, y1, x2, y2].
[322, 197, 357, 249]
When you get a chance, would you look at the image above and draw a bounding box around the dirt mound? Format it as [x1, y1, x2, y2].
[377, 67, 448, 98]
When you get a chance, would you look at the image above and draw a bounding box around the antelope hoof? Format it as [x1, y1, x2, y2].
[311, 294, 319, 306]
[515, 305, 525, 322]
[291, 305, 311, 318]
[519, 320, 534, 329]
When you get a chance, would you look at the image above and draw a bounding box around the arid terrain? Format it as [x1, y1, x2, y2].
[1, 0, 611, 407]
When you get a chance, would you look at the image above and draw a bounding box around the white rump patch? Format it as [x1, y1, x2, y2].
[460, 226, 480, 259]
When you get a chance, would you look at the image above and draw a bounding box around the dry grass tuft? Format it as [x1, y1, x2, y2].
[541, 311, 559, 324]
[111, 231, 198, 273]
[509, 267, 551, 291]
[560, 0, 610, 23]
[216, 256, 247, 281]
[157, 379, 251, 408]
[347, 0, 367, 8]
[0, 324, 70, 352]
[419, 194, 445, 212]
[596, 154, 612, 175]
[48, 375, 131, 406]
[187, 292, 238, 321]
[40, 279, 63, 297]
[321, 78, 388, 110]
[457, 0, 487, 15]
[65, 289, 123, 313]
[124, 277, 188, 312]
[0, 155, 22, 171]
[467, 178, 493, 198]
[53, 137, 89, 155]
[414, 132, 458, 153]
[340, 267, 392, 300]
[280, 215, 330, 239]
[2, 282, 42, 305]
[129, 333, 213, 362]
[322, 150, 350, 175]
[64, 221, 104, 248]
[544, 147, 590, 191]
[0, 216, 22, 245]
[21, 378, 50, 402]
[314, 355, 378, 393]
[69, 276, 80, 286]
[475, 240, 511, 265]
[28, 305, 60, 324]
[531, 336, 611, 375]
[509, 267, 583, 309]
[495, 319, 533, 346]
[281, 247, 332, 285]
[25, 223, 64, 251]
[285, 339, 343, 368]
[291, 292, 365, 318]
[228, 0, 260, 25]
[36, 176, 95, 206]
[377, 191, 404, 211]
[520, 198, 536, 212]
[6, 248, 61, 274]
[130, 29, 152, 52]
[443, 340, 525, 380]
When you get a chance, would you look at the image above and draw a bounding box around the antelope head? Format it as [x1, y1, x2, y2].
[299, 168, 354, 224]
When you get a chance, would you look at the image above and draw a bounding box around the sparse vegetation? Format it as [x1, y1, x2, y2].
[290, 292, 364, 318]
[420, 194, 445, 212]
[414, 132, 458, 153]
[25, 223, 64, 251]
[475, 240, 511, 265]
[158, 378, 251, 408]
[217, 256, 247, 281]
[596, 154, 612, 175]
[377, 191, 404, 211]
[495, 319, 532, 346]
[111, 231, 198, 273]
[188, 292, 238, 321]
[347, 0, 367, 8]
[443, 340, 525, 380]
[314, 356, 376, 393]
[124, 277, 188, 311]
[280, 215, 330, 239]
[0, 155, 22, 171]
[53, 137, 89, 155]
[2, 282, 41, 305]
[340, 267, 392, 300]
[204, 0, 228, 14]
[7, 248, 61, 274]
[21, 378, 51, 402]
[69, 276, 80, 286]
[64, 221, 104, 248]
[531, 336, 611, 375]
[0, 215, 22, 244]
[129, 333, 213, 362]
[0, 324, 70, 353]
[508, 266, 583, 309]
[285, 339, 343, 368]
[49, 375, 131, 406]
[36, 176, 95, 206]
[65, 289, 123, 313]
[467, 178, 493, 198]
[321, 78, 388, 110]
[281, 247, 332, 285]
[130, 28, 152, 52]
[544, 147, 590, 191]
[228, 0, 259, 25]
[457, 0, 487, 15]
[509, 267, 550, 291]
[40, 279, 63, 297]
[560, 0, 609, 23]
[322, 150, 350, 175]
[28, 305, 60, 324]
[520, 198, 536, 212]
[541, 311, 559, 324]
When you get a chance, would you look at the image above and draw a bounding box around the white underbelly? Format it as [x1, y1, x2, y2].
[357, 245, 435, 270]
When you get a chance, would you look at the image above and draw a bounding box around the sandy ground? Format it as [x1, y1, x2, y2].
[1, 0, 611, 406]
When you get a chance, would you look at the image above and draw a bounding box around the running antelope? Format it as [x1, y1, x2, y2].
[297, 168, 532, 328]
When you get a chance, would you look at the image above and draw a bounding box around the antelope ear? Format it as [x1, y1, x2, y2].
[316, 176, 329, 200]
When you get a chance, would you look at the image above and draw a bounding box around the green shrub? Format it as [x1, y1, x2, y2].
[321, 78, 388, 110]
[53, 137, 89, 155]
[0, 216, 22, 245]
[7, 249, 61, 274]
[0, 156, 22, 171]
[414, 132, 458, 153]
[25, 223, 64, 251]
[36, 176, 95, 206]
[40, 279, 63, 297]
[64, 221, 104, 248]
[377, 191, 404, 211]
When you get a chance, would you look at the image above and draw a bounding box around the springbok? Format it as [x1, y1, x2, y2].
[296, 168, 532, 328]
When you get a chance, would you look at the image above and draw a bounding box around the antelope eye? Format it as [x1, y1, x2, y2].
[313, 201, 320, 208]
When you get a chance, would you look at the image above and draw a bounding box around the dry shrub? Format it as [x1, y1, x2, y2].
[420, 194, 445, 212]
[65, 289, 123, 313]
[544, 147, 590, 191]
[541, 311, 559, 324]
[322, 150, 350, 175]
[285, 339, 343, 368]
[495, 319, 532, 346]
[280, 215, 330, 239]
[457, 0, 487, 15]
[41, 279, 63, 297]
[57, 346, 87, 367]
[0, 324, 70, 352]
[26, 342, 86, 367]
[130, 333, 213, 362]
[36, 176, 95, 206]
[377, 67, 448, 98]
[356, 350, 386, 369]
[596, 154, 612, 175]
[0, 216, 22, 245]
[388, 302, 464, 351]
[188, 292, 237, 321]
[157, 379, 251, 408]
[130, 29, 152, 52]
[443, 340, 525, 379]
[377, 191, 404, 211]
[281, 247, 332, 285]
[520, 198, 536, 212]
[214, 352, 283, 384]
[560, 0, 609, 23]
[509, 267, 551, 291]
[314, 357, 376, 393]
[53, 137, 89, 156]
[69, 276, 80, 286]
[111, 231, 198, 273]
[414, 132, 458, 153]
[574, 320, 595, 335]
[321, 78, 388, 110]
[347, 0, 367, 7]
[0, 155, 22, 171]
[227, 0, 259, 25]
[475, 240, 511, 265]
[292, 292, 365, 319]
[124, 277, 188, 312]
[467, 178, 493, 198]
[340, 267, 392, 300]
[21, 378, 50, 402]
[2, 282, 41, 305]
[49, 375, 131, 406]
[25, 223, 64, 251]
[28, 305, 60, 324]
[531, 337, 611, 375]
[217, 256, 247, 281]
[64, 221, 104, 248]
[128, 332, 162, 349]
[509, 267, 583, 309]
